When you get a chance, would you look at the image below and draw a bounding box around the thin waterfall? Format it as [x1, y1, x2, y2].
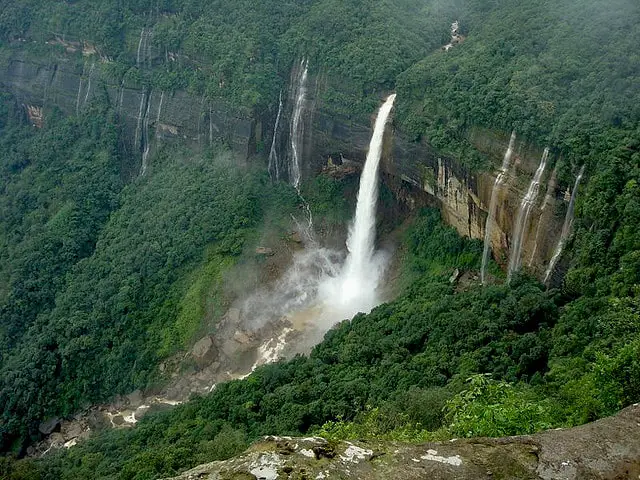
[289, 59, 308, 190]
[75, 63, 85, 115]
[133, 89, 146, 158]
[136, 28, 146, 67]
[118, 79, 125, 112]
[140, 92, 153, 176]
[242, 96, 397, 367]
[528, 166, 558, 266]
[268, 91, 284, 182]
[544, 165, 585, 285]
[481, 131, 516, 284]
[83, 62, 95, 107]
[507, 147, 549, 281]
[156, 91, 164, 126]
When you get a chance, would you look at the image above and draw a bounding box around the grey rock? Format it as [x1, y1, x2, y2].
[126, 389, 144, 408]
[191, 335, 218, 368]
[162, 404, 640, 480]
[38, 417, 60, 435]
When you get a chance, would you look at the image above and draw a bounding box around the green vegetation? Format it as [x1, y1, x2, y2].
[0, 0, 637, 479]
[0, 0, 458, 117]
[0, 91, 305, 453]
[396, 0, 640, 170]
[1, 204, 635, 479]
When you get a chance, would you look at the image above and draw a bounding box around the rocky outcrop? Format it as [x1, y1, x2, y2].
[163, 404, 640, 480]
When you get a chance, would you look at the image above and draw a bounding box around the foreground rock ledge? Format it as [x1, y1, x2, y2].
[163, 404, 640, 480]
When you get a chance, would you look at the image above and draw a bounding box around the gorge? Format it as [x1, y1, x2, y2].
[0, 1, 638, 478]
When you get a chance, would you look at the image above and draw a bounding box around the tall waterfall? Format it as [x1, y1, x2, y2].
[289, 59, 308, 190]
[268, 91, 283, 182]
[507, 147, 549, 281]
[544, 165, 585, 285]
[140, 92, 153, 176]
[344, 94, 396, 282]
[83, 62, 96, 107]
[241, 95, 396, 367]
[481, 131, 516, 284]
[321, 93, 396, 314]
[136, 28, 151, 68]
[133, 90, 146, 151]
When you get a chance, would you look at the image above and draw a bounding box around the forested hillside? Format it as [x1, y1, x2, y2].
[0, 0, 638, 479]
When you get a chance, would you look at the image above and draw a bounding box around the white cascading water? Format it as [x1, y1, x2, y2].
[268, 91, 283, 182]
[544, 165, 585, 285]
[289, 59, 308, 190]
[156, 91, 164, 128]
[507, 147, 549, 281]
[133, 90, 146, 152]
[481, 130, 516, 284]
[140, 92, 153, 176]
[118, 79, 125, 112]
[83, 62, 96, 107]
[136, 28, 147, 67]
[243, 94, 396, 367]
[326, 93, 397, 312]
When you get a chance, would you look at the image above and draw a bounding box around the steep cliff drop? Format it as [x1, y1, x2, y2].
[507, 147, 549, 281]
[528, 165, 558, 266]
[288, 58, 309, 190]
[287, 59, 314, 241]
[481, 131, 516, 284]
[268, 91, 283, 181]
[544, 165, 585, 285]
[322, 93, 397, 315]
[140, 91, 153, 176]
[246, 95, 397, 366]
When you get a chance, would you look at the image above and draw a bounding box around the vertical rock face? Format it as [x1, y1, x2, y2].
[0, 48, 574, 280]
[0, 51, 256, 173]
[303, 82, 571, 280]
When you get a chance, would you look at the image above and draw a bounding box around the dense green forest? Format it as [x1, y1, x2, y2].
[3, 208, 638, 479]
[0, 0, 638, 478]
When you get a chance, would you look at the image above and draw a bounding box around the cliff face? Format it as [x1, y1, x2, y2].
[1, 49, 257, 168]
[0, 46, 573, 281]
[304, 81, 571, 281]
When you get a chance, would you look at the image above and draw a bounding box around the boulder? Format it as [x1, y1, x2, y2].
[191, 335, 218, 368]
[126, 389, 144, 408]
[255, 246, 274, 256]
[39, 417, 60, 435]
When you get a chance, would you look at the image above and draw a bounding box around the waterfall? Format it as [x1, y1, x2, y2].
[118, 79, 125, 112]
[268, 91, 283, 182]
[75, 63, 86, 115]
[83, 62, 96, 107]
[507, 147, 549, 281]
[544, 165, 585, 285]
[289, 59, 308, 190]
[241, 96, 396, 367]
[75, 77, 84, 115]
[133, 90, 146, 152]
[322, 93, 396, 313]
[156, 91, 164, 126]
[481, 131, 516, 284]
[136, 28, 146, 67]
[140, 92, 153, 176]
[528, 166, 558, 266]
